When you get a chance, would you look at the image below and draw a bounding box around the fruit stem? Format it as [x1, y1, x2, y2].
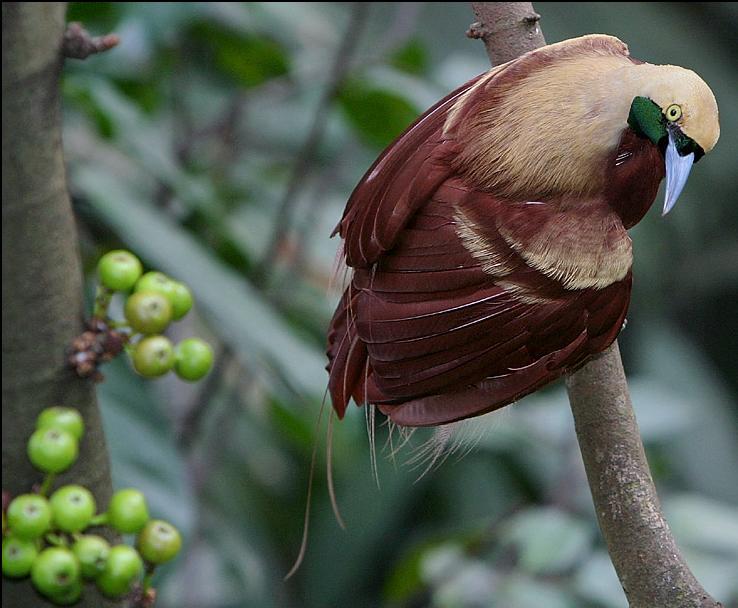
[38, 472, 56, 497]
[93, 285, 114, 319]
[45, 532, 68, 547]
[142, 563, 157, 593]
[89, 512, 108, 527]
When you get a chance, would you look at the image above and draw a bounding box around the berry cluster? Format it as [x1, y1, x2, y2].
[83, 250, 213, 381]
[2, 407, 182, 605]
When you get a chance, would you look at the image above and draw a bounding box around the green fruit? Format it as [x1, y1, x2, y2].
[31, 547, 81, 603]
[108, 489, 149, 534]
[95, 545, 143, 598]
[27, 427, 78, 474]
[36, 407, 85, 441]
[135, 272, 192, 320]
[48, 580, 83, 606]
[137, 520, 182, 564]
[134, 271, 174, 295]
[169, 281, 193, 320]
[125, 291, 172, 335]
[50, 485, 96, 533]
[2, 536, 38, 578]
[97, 250, 142, 292]
[174, 338, 213, 381]
[6, 494, 52, 539]
[73, 535, 110, 579]
[132, 336, 174, 377]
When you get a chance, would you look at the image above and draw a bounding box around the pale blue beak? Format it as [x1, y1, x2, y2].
[663, 130, 695, 215]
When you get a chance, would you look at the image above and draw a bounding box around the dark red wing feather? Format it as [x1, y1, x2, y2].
[335, 75, 484, 268]
[325, 62, 657, 426]
[328, 171, 632, 425]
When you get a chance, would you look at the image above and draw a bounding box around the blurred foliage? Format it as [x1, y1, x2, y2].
[61, 3, 738, 607]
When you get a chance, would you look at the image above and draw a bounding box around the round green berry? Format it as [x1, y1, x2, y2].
[72, 535, 110, 579]
[6, 494, 52, 540]
[137, 519, 182, 564]
[31, 547, 81, 604]
[135, 272, 193, 320]
[49, 580, 84, 606]
[132, 335, 175, 377]
[36, 407, 84, 441]
[97, 250, 142, 292]
[2, 536, 38, 578]
[174, 338, 213, 381]
[108, 489, 149, 534]
[50, 485, 96, 533]
[125, 291, 173, 335]
[134, 271, 174, 297]
[95, 545, 143, 598]
[169, 281, 193, 320]
[27, 427, 78, 474]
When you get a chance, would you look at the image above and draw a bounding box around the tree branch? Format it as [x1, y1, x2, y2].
[468, 2, 544, 65]
[62, 21, 119, 59]
[469, 3, 721, 607]
[566, 343, 720, 607]
[2, 3, 117, 606]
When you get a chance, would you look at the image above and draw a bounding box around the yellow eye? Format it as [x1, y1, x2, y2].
[665, 104, 682, 122]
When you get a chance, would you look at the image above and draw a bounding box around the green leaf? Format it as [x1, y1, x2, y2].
[98, 357, 193, 534]
[187, 22, 290, 88]
[389, 39, 429, 75]
[496, 574, 576, 608]
[665, 494, 738, 557]
[67, 2, 123, 30]
[574, 551, 625, 608]
[338, 79, 419, 149]
[62, 79, 116, 139]
[500, 507, 592, 575]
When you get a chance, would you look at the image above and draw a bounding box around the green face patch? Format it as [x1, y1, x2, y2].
[627, 96, 704, 161]
[627, 96, 667, 146]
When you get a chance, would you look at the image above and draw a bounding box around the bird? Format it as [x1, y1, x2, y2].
[326, 34, 719, 429]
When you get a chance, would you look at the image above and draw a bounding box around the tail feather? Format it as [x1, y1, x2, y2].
[327, 286, 368, 417]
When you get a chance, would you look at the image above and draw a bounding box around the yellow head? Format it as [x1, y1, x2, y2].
[446, 34, 720, 210]
[626, 63, 719, 213]
[629, 63, 719, 155]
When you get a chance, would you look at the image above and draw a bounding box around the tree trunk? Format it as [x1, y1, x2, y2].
[2, 3, 116, 606]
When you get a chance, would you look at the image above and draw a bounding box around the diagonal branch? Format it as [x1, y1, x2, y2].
[469, 3, 721, 607]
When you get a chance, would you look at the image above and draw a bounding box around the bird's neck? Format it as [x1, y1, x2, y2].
[604, 128, 665, 228]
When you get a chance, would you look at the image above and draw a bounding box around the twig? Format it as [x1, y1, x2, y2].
[254, 3, 371, 285]
[470, 3, 721, 607]
[62, 22, 119, 59]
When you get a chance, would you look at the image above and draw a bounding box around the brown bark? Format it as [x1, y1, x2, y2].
[468, 2, 545, 64]
[469, 3, 721, 607]
[2, 3, 117, 606]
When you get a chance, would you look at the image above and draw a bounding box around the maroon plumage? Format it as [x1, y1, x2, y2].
[327, 38, 666, 427]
